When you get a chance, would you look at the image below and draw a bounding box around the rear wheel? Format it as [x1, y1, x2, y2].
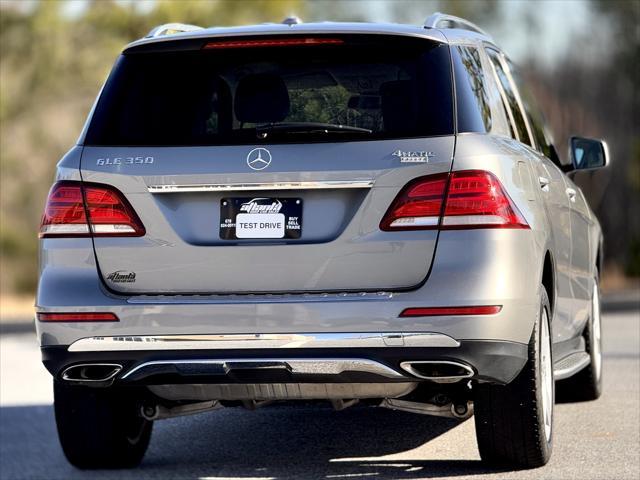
[474, 287, 554, 468]
[54, 381, 152, 469]
[557, 277, 603, 401]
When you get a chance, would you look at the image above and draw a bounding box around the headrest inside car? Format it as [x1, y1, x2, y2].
[234, 74, 290, 124]
[380, 80, 414, 133]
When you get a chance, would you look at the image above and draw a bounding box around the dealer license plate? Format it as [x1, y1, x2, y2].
[219, 197, 302, 239]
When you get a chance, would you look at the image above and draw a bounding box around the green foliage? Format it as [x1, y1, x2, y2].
[0, 0, 301, 295]
[288, 86, 355, 125]
[0, 0, 638, 295]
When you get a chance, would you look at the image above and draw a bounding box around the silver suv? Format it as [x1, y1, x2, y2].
[37, 14, 608, 470]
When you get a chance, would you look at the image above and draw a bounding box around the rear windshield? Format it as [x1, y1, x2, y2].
[85, 35, 453, 146]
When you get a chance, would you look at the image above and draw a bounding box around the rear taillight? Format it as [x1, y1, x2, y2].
[380, 170, 528, 231]
[39, 181, 145, 238]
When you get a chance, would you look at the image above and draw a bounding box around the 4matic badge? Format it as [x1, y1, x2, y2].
[392, 150, 435, 163]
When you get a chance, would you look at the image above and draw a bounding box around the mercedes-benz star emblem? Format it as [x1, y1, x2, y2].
[246, 147, 272, 171]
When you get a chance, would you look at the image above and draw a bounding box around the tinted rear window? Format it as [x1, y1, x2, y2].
[486, 48, 532, 146]
[85, 36, 454, 146]
[453, 46, 511, 137]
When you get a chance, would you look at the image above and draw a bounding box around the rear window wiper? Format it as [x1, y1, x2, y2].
[255, 122, 372, 139]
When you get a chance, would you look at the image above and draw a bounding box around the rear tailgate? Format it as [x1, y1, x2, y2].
[80, 33, 455, 294]
[81, 139, 453, 293]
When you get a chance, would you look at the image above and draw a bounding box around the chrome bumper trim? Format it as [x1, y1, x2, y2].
[121, 358, 407, 381]
[68, 332, 460, 352]
[147, 180, 374, 193]
[126, 291, 393, 304]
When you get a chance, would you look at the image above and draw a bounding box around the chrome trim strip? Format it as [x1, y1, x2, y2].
[68, 332, 460, 352]
[121, 358, 406, 380]
[147, 180, 374, 193]
[126, 291, 393, 304]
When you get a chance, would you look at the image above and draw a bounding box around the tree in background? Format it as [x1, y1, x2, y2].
[524, 0, 640, 277]
[0, 0, 300, 294]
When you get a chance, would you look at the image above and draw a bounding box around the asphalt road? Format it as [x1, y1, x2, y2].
[1, 310, 638, 480]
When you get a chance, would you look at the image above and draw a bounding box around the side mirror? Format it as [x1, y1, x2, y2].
[569, 136, 609, 172]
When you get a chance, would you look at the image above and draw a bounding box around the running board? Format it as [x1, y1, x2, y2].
[554, 351, 590, 380]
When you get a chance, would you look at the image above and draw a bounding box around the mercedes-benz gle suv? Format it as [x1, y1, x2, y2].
[37, 14, 609, 470]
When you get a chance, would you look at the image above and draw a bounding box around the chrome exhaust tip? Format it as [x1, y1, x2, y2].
[61, 363, 123, 385]
[400, 361, 474, 383]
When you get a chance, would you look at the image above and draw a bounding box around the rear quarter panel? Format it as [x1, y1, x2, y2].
[452, 134, 551, 308]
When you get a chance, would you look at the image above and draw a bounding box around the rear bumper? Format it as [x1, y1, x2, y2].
[36, 229, 543, 354]
[42, 337, 527, 386]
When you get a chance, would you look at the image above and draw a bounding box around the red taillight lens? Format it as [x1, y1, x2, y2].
[399, 306, 502, 317]
[39, 184, 89, 236]
[442, 171, 529, 229]
[83, 185, 145, 236]
[203, 38, 344, 49]
[39, 181, 145, 238]
[37, 312, 119, 322]
[380, 170, 528, 231]
[380, 174, 448, 230]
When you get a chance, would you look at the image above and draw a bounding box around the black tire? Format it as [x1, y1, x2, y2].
[556, 276, 603, 402]
[474, 288, 554, 468]
[54, 381, 153, 469]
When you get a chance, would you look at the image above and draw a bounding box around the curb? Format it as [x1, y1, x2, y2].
[601, 298, 640, 313]
[0, 321, 35, 335]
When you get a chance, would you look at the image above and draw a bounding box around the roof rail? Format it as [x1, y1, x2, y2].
[423, 12, 490, 38]
[146, 23, 204, 38]
[282, 16, 303, 26]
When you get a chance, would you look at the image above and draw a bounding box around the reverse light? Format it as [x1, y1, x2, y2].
[203, 37, 344, 49]
[37, 312, 119, 322]
[399, 306, 502, 317]
[380, 170, 529, 231]
[39, 181, 145, 238]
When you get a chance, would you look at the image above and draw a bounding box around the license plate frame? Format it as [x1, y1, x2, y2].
[219, 197, 303, 240]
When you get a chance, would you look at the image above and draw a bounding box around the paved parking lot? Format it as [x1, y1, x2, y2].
[1, 310, 638, 480]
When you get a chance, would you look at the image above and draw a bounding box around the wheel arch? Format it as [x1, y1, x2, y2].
[541, 250, 555, 317]
[595, 239, 603, 278]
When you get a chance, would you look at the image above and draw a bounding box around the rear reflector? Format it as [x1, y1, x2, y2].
[380, 170, 528, 231]
[399, 306, 502, 317]
[37, 312, 119, 322]
[39, 181, 145, 238]
[203, 38, 344, 49]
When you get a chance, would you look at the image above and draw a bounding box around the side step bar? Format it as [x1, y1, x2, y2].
[554, 351, 590, 380]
